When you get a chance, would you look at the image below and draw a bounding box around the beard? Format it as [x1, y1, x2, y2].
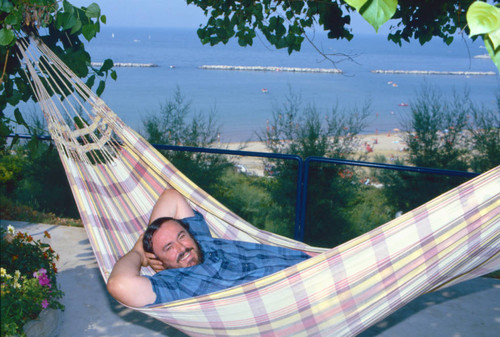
[174, 239, 205, 266]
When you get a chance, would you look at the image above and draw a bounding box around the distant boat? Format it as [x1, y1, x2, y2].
[112, 33, 115, 38]
[398, 102, 409, 107]
[261, 88, 268, 93]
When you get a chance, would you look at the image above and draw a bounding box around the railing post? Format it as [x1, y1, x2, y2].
[293, 157, 304, 242]
[295, 158, 309, 242]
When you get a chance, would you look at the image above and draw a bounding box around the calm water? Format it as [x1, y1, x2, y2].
[11, 27, 500, 141]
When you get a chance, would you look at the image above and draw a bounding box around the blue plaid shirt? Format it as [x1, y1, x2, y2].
[146, 211, 309, 305]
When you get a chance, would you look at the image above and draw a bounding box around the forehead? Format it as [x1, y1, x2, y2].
[152, 220, 185, 244]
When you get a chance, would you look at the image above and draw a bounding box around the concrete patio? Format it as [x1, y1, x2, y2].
[1, 219, 499, 337]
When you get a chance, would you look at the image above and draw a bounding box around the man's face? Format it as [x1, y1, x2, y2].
[151, 220, 202, 269]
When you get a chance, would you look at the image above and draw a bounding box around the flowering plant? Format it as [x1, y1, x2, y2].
[1, 225, 64, 336]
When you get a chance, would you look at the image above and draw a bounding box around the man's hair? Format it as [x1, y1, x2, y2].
[143, 217, 191, 254]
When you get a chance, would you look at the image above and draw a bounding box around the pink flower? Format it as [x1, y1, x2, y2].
[34, 269, 51, 287]
[41, 299, 49, 309]
[38, 274, 51, 287]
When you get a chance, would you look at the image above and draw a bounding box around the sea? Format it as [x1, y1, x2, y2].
[12, 27, 500, 142]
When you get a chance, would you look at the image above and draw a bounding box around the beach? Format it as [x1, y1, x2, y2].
[224, 132, 407, 176]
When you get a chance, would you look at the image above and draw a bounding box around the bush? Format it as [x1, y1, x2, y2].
[467, 94, 500, 173]
[375, 86, 483, 213]
[401, 85, 470, 171]
[141, 87, 233, 199]
[1, 111, 80, 220]
[1, 225, 64, 336]
[260, 89, 371, 246]
[13, 139, 79, 218]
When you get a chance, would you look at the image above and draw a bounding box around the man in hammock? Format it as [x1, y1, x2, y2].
[107, 189, 311, 307]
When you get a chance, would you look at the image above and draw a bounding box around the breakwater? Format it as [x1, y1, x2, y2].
[371, 70, 496, 76]
[200, 65, 342, 74]
[91, 62, 158, 68]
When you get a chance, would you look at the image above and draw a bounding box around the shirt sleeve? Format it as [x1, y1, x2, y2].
[146, 273, 177, 305]
[182, 210, 212, 238]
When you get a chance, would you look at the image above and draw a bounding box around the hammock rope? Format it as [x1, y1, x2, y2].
[15, 36, 500, 337]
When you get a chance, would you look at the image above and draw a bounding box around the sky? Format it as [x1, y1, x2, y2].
[70, 0, 384, 34]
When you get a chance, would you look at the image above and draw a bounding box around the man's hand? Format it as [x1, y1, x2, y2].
[145, 251, 166, 272]
[135, 233, 165, 272]
[132, 234, 149, 267]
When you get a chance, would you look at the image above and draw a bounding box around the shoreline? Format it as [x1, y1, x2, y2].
[222, 132, 407, 176]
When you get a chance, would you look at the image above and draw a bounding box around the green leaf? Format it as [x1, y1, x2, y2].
[110, 70, 117, 80]
[466, 1, 500, 37]
[0, 27, 15, 46]
[4, 12, 21, 26]
[86, 74, 96, 88]
[63, 0, 74, 14]
[9, 134, 19, 149]
[344, 0, 367, 10]
[61, 12, 78, 30]
[70, 20, 82, 35]
[100, 59, 113, 72]
[82, 23, 97, 41]
[14, 108, 27, 128]
[0, 0, 14, 12]
[345, 0, 397, 32]
[96, 80, 105, 96]
[488, 27, 500, 50]
[484, 35, 500, 73]
[85, 3, 100, 18]
[101, 15, 106, 24]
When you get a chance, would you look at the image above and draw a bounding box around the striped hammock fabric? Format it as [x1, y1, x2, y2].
[16, 37, 500, 336]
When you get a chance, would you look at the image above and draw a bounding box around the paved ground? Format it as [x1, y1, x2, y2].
[1, 219, 499, 337]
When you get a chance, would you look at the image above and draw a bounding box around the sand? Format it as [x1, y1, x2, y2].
[223, 132, 408, 176]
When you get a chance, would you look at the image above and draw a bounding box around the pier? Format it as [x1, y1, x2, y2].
[371, 70, 496, 76]
[200, 65, 342, 74]
[91, 62, 159, 68]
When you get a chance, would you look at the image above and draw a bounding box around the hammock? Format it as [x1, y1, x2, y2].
[16, 36, 500, 337]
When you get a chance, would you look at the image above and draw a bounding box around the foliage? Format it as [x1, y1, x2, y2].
[466, 1, 500, 70]
[141, 88, 283, 230]
[1, 225, 64, 336]
[401, 85, 470, 171]
[467, 94, 500, 172]
[0, 147, 24, 194]
[259, 89, 372, 246]
[374, 86, 498, 213]
[1, 137, 79, 218]
[0, 0, 115, 151]
[187, 0, 499, 70]
[141, 87, 233, 199]
[217, 169, 276, 231]
[0, 195, 83, 227]
[0, 110, 80, 220]
[342, 184, 395, 239]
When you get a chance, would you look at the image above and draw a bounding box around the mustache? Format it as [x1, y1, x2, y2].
[177, 248, 194, 263]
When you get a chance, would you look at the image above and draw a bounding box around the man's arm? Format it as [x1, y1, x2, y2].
[107, 234, 157, 307]
[149, 189, 194, 223]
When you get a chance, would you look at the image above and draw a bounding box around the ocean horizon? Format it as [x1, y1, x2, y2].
[8, 27, 499, 142]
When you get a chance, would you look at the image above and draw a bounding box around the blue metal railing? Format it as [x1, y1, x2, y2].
[299, 157, 479, 242]
[7, 134, 479, 241]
